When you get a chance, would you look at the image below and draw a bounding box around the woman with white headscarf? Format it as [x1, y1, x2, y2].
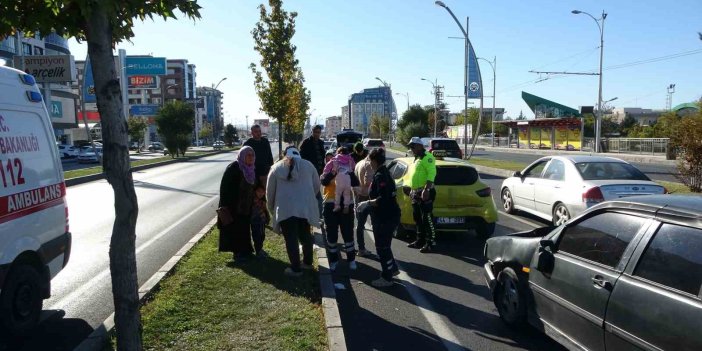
[218, 146, 256, 263]
[266, 146, 321, 277]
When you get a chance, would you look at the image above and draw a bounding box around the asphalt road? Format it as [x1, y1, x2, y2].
[1, 143, 277, 351]
[469, 149, 678, 182]
[332, 151, 566, 351]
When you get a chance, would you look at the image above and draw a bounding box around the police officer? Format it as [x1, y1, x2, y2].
[406, 137, 437, 253]
[357, 148, 400, 287]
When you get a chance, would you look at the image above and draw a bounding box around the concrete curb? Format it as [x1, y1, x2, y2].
[65, 149, 237, 187]
[73, 217, 218, 351]
[313, 229, 347, 351]
[473, 145, 677, 166]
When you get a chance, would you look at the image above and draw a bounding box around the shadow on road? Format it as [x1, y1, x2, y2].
[132, 180, 217, 197]
[334, 260, 466, 351]
[0, 310, 94, 351]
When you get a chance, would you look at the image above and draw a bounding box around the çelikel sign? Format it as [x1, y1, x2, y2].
[13, 55, 77, 83]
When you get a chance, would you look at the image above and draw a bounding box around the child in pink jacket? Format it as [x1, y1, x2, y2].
[323, 147, 356, 213]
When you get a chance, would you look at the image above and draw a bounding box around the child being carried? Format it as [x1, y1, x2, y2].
[322, 147, 356, 214]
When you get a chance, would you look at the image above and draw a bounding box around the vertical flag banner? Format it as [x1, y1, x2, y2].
[467, 39, 483, 99]
[83, 57, 96, 103]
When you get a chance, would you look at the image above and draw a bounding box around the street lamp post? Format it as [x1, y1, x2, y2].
[435, 1, 469, 157]
[375, 77, 392, 140]
[421, 78, 439, 137]
[478, 57, 496, 146]
[395, 92, 410, 111]
[212, 78, 227, 141]
[572, 9, 607, 153]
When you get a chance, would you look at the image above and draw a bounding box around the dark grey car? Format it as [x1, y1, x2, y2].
[483, 195, 702, 351]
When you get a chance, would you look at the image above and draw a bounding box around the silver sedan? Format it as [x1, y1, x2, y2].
[500, 155, 665, 226]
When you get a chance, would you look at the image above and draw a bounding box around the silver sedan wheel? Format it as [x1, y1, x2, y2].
[553, 204, 570, 226]
[502, 188, 514, 213]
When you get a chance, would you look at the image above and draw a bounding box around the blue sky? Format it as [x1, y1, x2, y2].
[68, 0, 702, 127]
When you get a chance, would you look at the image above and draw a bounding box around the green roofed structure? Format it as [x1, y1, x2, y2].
[521, 91, 580, 118]
[492, 91, 585, 151]
[672, 102, 700, 116]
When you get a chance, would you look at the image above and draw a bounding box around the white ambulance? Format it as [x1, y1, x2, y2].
[0, 66, 71, 334]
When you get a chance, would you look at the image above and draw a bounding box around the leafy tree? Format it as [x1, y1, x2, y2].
[250, 0, 309, 155]
[652, 111, 680, 138]
[156, 101, 194, 158]
[671, 111, 702, 192]
[2, 2, 201, 348]
[224, 124, 238, 146]
[127, 117, 147, 153]
[427, 110, 447, 137]
[517, 110, 527, 120]
[369, 114, 390, 139]
[398, 121, 429, 145]
[619, 115, 638, 136]
[199, 122, 213, 141]
[397, 104, 429, 130]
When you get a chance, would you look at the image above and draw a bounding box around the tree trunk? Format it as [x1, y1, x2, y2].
[85, 5, 143, 351]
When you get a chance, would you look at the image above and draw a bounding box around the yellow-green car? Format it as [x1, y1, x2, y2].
[388, 156, 498, 239]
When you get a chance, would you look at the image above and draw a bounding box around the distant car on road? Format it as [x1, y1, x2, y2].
[363, 138, 385, 151]
[148, 142, 164, 151]
[419, 137, 463, 159]
[483, 195, 702, 351]
[213, 141, 224, 150]
[77, 146, 102, 163]
[323, 141, 333, 151]
[57, 144, 78, 158]
[389, 154, 498, 239]
[500, 156, 666, 226]
[129, 142, 140, 150]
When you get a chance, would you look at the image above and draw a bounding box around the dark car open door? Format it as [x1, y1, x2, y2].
[604, 222, 702, 351]
[528, 211, 650, 351]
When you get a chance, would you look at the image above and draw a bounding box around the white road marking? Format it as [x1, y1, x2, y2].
[365, 233, 465, 351]
[49, 196, 218, 310]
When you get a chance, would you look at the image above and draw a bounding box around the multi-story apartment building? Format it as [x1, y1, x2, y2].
[325, 116, 342, 138]
[197, 86, 224, 140]
[347, 86, 396, 135]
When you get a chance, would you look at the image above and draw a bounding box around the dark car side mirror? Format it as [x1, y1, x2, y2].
[513, 171, 522, 178]
[536, 239, 555, 273]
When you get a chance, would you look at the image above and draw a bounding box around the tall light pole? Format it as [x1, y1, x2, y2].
[421, 78, 439, 137]
[572, 9, 607, 153]
[395, 92, 410, 110]
[478, 57, 496, 146]
[375, 77, 393, 140]
[212, 77, 227, 141]
[435, 1, 469, 157]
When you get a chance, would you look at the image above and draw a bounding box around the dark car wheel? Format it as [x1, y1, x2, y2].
[475, 221, 496, 240]
[502, 188, 515, 214]
[552, 203, 570, 226]
[0, 264, 44, 335]
[495, 267, 527, 327]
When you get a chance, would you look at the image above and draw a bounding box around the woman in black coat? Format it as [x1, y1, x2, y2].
[218, 146, 256, 262]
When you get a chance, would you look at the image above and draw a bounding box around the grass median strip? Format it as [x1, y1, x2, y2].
[64, 150, 235, 180]
[104, 227, 326, 351]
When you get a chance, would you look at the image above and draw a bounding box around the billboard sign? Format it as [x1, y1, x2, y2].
[129, 105, 160, 116]
[50, 101, 63, 118]
[82, 57, 96, 103]
[125, 57, 167, 76]
[128, 75, 158, 89]
[14, 55, 77, 83]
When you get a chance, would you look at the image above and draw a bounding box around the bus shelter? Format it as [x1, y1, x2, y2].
[496, 118, 583, 150]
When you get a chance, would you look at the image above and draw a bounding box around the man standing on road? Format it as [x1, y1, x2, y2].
[406, 137, 437, 253]
[300, 125, 326, 223]
[244, 124, 274, 187]
[353, 150, 374, 257]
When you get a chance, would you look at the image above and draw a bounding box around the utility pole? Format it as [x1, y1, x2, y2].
[666, 84, 676, 110]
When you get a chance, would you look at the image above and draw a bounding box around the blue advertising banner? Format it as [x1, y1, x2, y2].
[125, 57, 167, 76]
[50, 101, 63, 118]
[129, 104, 160, 116]
[467, 39, 483, 99]
[82, 57, 96, 103]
